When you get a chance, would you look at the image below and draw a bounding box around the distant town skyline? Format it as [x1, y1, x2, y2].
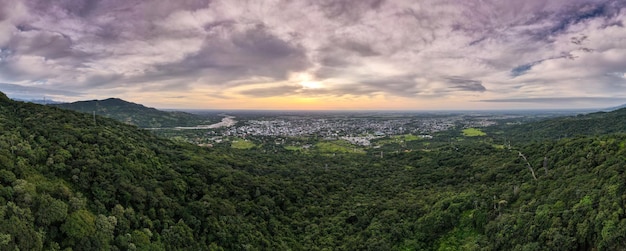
[1, 0, 625, 110]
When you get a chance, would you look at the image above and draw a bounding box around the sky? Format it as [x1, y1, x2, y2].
[0, 0, 625, 110]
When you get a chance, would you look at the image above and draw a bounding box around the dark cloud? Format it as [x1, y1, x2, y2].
[468, 36, 488, 46]
[446, 78, 486, 92]
[316, 0, 385, 23]
[9, 30, 75, 59]
[0, 82, 83, 99]
[25, 0, 210, 19]
[20, 0, 212, 48]
[480, 97, 626, 103]
[314, 39, 380, 81]
[0, 0, 625, 108]
[316, 52, 350, 72]
[0, 2, 10, 21]
[239, 85, 301, 97]
[148, 24, 310, 85]
[360, 75, 422, 97]
[548, 1, 622, 35]
[129, 80, 195, 94]
[25, 0, 101, 17]
[508, 1, 626, 43]
[319, 56, 350, 68]
[313, 66, 341, 79]
[308, 74, 484, 99]
[84, 73, 124, 87]
[0, 58, 49, 82]
[302, 83, 385, 98]
[203, 20, 236, 33]
[450, 0, 625, 49]
[316, 38, 379, 69]
[338, 40, 379, 57]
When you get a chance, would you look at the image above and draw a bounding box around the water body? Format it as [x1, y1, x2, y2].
[175, 115, 237, 129]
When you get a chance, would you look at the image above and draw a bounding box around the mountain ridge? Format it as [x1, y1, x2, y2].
[606, 103, 626, 111]
[488, 106, 626, 143]
[51, 97, 211, 128]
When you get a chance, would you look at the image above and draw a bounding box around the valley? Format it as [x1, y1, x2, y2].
[0, 93, 625, 250]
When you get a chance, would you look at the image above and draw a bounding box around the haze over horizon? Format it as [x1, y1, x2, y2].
[1, 0, 625, 110]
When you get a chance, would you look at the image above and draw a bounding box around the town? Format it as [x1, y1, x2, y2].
[157, 110, 564, 149]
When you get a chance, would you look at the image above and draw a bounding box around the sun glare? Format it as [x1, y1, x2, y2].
[293, 72, 323, 89]
[300, 81, 323, 89]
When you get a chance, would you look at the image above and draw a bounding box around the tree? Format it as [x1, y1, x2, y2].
[93, 214, 117, 250]
[162, 220, 196, 250]
[61, 210, 96, 247]
[36, 194, 68, 226]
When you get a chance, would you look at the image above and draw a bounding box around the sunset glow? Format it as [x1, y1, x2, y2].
[0, 0, 625, 110]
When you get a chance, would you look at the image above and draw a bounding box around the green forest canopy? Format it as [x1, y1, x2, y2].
[52, 98, 211, 128]
[1, 93, 626, 250]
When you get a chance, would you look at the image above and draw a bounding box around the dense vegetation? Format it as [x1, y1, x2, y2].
[488, 108, 626, 143]
[1, 91, 626, 250]
[52, 98, 212, 128]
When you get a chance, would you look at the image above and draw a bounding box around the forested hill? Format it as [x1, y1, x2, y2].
[491, 107, 626, 142]
[51, 98, 210, 128]
[2, 92, 626, 250]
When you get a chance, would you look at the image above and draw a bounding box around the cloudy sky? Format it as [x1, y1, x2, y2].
[0, 0, 625, 110]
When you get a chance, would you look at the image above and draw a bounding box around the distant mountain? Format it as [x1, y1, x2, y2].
[606, 103, 626, 111]
[13, 98, 64, 105]
[491, 107, 626, 142]
[51, 98, 210, 128]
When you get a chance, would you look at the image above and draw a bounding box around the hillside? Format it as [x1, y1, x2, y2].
[1, 92, 626, 250]
[52, 98, 211, 128]
[488, 108, 626, 143]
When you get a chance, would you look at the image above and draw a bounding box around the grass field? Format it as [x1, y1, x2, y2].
[375, 134, 423, 145]
[231, 138, 256, 149]
[462, 128, 487, 137]
[492, 144, 505, 149]
[392, 134, 422, 141]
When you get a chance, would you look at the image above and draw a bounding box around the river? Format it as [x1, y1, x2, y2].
[175, 115, 237, 129]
